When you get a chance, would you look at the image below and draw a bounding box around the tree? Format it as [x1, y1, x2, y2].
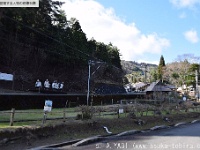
[107, 43, 122, 69]
[0, 1, 124, 91]
[0, 0, 65, 72]
[158, 55, 166, 81]
[150, 68, 158, 82]
[189, 63, 199, 72]
[176, 54, 200, 63]
[163, 60, 192, 87]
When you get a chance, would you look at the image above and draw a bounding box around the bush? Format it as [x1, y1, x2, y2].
[76, 105, 95, 120]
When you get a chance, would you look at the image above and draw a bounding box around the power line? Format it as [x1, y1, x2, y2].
[1, 14, 122, 70]
[0, 36, 89, 63]
[0, 27, 51, 48]
[0, 26, 73, 53]
[2, 15, 90, 57]
[0, 22, 89, 62]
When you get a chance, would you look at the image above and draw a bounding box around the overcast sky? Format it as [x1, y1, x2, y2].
[62, 0, 200, 64]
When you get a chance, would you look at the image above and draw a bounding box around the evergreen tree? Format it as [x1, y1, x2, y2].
[0, 1, 123, 89]
[158, 55, 166, 81]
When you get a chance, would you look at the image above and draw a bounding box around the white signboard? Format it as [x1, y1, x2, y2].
[119, 108, 124, 114]
[45, 100, 53, 107]
[0, 72, 13, 81]
[44, 106, 52, 112]
[44, 100, 53, 112]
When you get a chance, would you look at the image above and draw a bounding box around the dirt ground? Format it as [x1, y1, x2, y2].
[1, 112, 200, 150]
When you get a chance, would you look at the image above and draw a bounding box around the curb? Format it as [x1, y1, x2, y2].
[29, 139, 81, 150]
[191, 119, 200, 123]
[72, 135, 104, 147]
[115, 130, 140, 137]
[150, 125, 169, 131]
[174, 122, 187, 127]
[30, 119, 200, 149]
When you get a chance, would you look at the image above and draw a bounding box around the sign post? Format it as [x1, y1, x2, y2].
[43, 100, 53, 124]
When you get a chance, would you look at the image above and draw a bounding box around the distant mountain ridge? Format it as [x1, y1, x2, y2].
[121, 60, 157, 74]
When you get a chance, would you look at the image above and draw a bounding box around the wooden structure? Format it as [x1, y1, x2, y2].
[145, 80, 172, 100]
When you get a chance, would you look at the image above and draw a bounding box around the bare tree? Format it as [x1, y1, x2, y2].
[163, 60, 191, 87]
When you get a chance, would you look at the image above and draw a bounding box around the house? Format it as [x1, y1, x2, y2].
[94, 83, 126, 95]
[144, 80, 172, 100]
[132, 82, 147, 91]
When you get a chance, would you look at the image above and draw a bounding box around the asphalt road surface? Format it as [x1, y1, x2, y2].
[64, 122, 200, 150]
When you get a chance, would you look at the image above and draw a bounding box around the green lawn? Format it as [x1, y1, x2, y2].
[0, 107, 80, 127]
[0, 106, 199, 128]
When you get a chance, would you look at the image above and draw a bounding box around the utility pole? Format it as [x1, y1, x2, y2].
[86, 60, 105, 106]
[195, 70, 199, 101]
[144, 64, 147, 83]
[87, 60, 92, 106]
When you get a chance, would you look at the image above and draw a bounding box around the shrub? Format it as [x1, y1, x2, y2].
[76, 105, 95, 120]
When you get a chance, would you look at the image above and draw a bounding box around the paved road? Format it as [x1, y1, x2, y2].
[65, 122, 200, 150]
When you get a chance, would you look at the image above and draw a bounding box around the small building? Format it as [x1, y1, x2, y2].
[124, 82, 148, 93]
[144, 80, 172, 100]
[94, 83, 126, 95]
[132, 82, 148, 91]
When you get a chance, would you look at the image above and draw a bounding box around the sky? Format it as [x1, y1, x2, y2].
[61, 0, 200, 64]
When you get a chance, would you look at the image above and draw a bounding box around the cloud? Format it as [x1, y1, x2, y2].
[62, 0, 170, 61]
[170, 0, 200, 9]
[137, 59, 159, 65]
[184, 29, 199, 43]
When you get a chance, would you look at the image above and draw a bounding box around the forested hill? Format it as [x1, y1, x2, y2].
[121, 60, 157, 74]
[0, 0, 123, 92]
